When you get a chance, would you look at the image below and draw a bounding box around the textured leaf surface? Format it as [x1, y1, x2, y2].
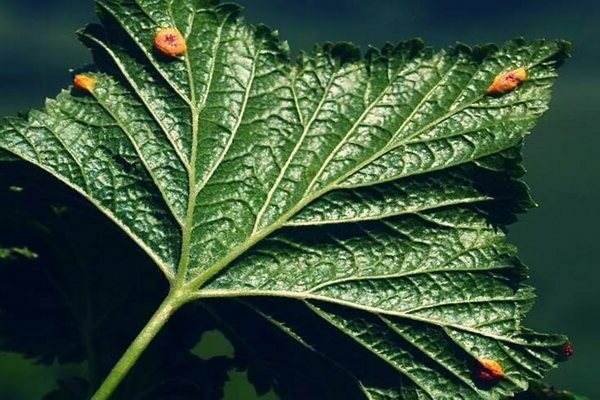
[0, 0, 570, 398]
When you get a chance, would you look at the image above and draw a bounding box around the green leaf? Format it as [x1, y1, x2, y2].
[0, 0, 571, 398]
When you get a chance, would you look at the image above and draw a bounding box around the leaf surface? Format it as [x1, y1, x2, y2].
[0, 1, 571, 398]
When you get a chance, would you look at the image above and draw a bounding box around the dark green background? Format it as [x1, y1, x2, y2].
[0, 0, 597, 398]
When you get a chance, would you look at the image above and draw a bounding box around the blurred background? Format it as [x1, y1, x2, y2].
[0, 0, 597, 398]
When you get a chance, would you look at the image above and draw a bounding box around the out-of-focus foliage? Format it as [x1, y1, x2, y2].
[514, 382, 589, 400]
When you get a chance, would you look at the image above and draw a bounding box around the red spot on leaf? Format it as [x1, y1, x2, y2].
[562, 342, 575, 359]
[475, 358, 504, 382]
[487, 67, 528, 95]
[154, 28, 187, 58]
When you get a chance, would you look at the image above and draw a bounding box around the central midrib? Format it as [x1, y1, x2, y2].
[174, 23, 202, 286]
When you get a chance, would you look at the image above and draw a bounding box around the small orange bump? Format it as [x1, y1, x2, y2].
[486, 67, 528, 95]
[73, 74, 97, 93]
[475, 358, 505, 382]
[154, 28, 187, 57]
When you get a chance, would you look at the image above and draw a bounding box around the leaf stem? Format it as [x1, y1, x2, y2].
[90, 289, 188, 400]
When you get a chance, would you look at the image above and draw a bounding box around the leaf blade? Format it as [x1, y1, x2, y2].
[0, 1, 571, 398]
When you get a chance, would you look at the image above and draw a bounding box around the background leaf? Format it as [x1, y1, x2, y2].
[0, 164, 232, 399]
[513, 382, 589, 400]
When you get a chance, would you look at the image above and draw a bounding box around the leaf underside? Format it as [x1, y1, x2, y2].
[0, 0, 571, 398]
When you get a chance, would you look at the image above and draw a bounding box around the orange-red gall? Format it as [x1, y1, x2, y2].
[154, 28, 187, 57]
[475, 358, 505, 382]
[73, 75, 97, 93]
[486, 67, 528, 95]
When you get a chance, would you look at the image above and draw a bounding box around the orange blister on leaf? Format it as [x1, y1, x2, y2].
[73, 74, 97, 93]
[154, 28, 187, 58]
[486, 67, 528, 95]
[475, 358, 505, 382]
